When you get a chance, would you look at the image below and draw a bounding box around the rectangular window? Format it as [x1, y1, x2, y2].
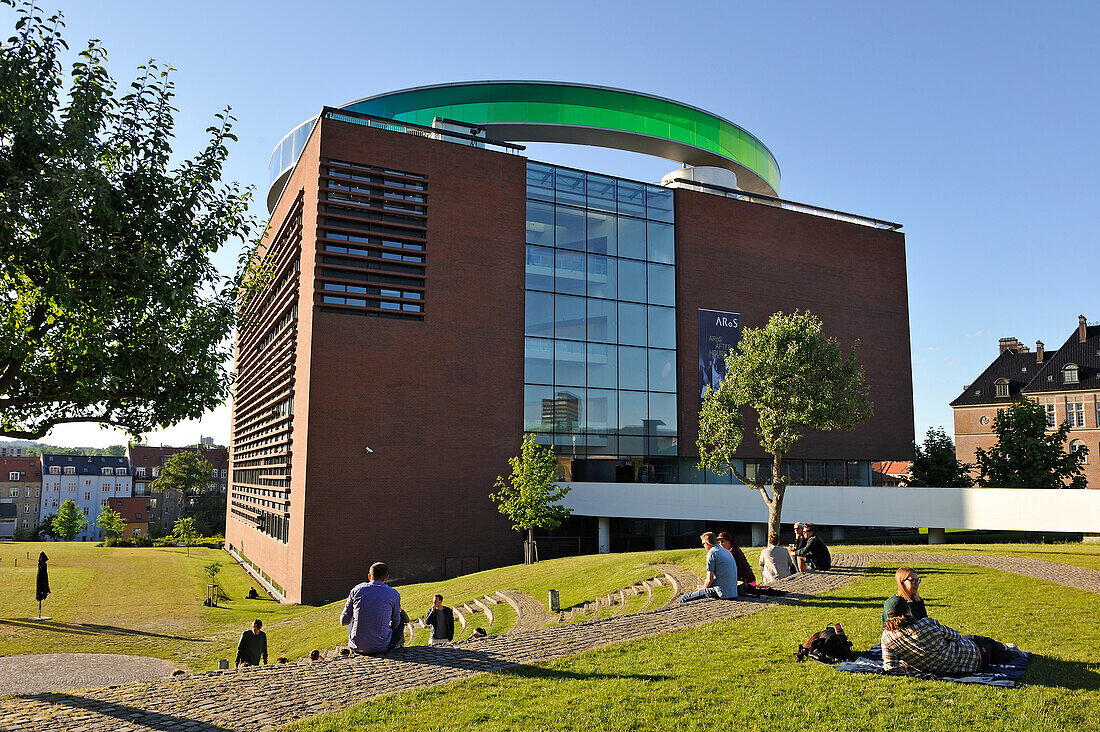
[136, 467, 146, 477]
[7, 488, 15, 497]
[82, 507, 89, 516]
[8, 472, 17, 480]
[84, 491, 91, 500]
[1044, 402, 1056, 428]
[63, 466, 74, 475]
[50, 466, 60, 474]
[1067, 400, 1085, 428]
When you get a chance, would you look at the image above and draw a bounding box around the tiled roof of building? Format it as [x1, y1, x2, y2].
[872, 461, 911, 477]
[42, 454, 129, 475]
[128, 445, 228, 471]
[949, 349, 1039, 406]
[951, 318, 1099, 406]
[0, 456, 41, 475]
[1025, 324, 1100, 394]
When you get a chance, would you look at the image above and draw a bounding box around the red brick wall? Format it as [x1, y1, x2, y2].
[295, 119, 527, 603]
[674, 189, 914, 460]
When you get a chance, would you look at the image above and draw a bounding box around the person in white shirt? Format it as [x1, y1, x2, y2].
[758, 532, 792, 585]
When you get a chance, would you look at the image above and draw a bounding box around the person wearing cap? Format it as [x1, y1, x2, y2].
[716, 531, 756, 585]
[880, 595, 1019, 674]
[791, 523, 831, 571]
[679, 531, 738, 603]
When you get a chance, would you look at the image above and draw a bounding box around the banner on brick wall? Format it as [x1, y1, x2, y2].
[698, 309, 742, 406]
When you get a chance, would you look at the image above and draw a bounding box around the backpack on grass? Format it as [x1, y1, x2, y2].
[795, 623, 855, 664]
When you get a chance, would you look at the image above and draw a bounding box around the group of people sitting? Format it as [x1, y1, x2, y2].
[680, 523, 831, 603]
[880, 566, 1021, 674]
[340, 561, 459, 655]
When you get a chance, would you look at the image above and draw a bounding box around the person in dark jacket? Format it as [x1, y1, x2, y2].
[716, 532, 756, 585]
[235, 619, 268, 667]
[792, 523, 831, 571]
[424, 594, 455, 645]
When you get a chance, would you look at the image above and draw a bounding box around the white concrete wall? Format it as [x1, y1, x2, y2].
[560, 482, 1100, 533]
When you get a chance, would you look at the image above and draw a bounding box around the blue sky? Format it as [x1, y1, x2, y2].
[12, 0, 1098, 449]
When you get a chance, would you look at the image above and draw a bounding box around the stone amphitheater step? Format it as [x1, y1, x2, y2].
[472, 598, 494, 626]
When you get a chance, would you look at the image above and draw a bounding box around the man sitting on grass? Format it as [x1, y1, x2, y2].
[880, 596, 1020, 674]
[791, 522, 831, 571]
[341, 561, 404, 654]
[424, 594, 455, 645]
[235, 619, 268, 668]
[679, 531, 738, 603]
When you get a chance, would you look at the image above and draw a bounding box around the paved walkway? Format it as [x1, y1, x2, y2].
[0, 553, 1093, 732]
[0, 654, 179, 698]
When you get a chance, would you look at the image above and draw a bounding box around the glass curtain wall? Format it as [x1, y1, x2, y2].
[524, 162, 678, 482]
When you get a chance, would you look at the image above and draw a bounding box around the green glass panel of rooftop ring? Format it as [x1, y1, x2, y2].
[338, 83, 779, 193]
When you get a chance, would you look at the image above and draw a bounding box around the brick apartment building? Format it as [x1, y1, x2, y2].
[228, 82, 914, 604]
[128, 445, 229, 532]
[952, 315, 1099, 488]
[1, 455, 42, 536]
[106, 496, 153, 538]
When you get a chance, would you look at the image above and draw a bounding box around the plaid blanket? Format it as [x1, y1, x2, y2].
[836, 644, 1031, 687]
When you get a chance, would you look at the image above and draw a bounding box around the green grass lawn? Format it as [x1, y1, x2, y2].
[0, 542, 707, 669]
[284, 561, 1100, 732]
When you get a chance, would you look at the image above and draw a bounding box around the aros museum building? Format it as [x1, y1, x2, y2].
[227, 82, 913, 604]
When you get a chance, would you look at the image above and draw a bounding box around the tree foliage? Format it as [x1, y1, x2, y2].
[52, 498, 86, 540]
[0, 1, 257, 439]
[909, 426, 973, 487]
[170, 516, 198, 556]
[974, 400, 1088, 489]
[491, 434, 572, 563]
[697, 311, 872, 535]
[94, 504, 125, 539]
[151, 450, 215, 496]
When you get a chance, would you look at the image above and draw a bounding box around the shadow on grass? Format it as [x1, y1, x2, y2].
[0, 619, 209, 642]
[1023, 656, 1100, 691]
[14, 692, 233, 731]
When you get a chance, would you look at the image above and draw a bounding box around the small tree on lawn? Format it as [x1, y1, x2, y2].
[36, 513, 59, 540]
[52, 499, 87, 541]
[697, 311, 873, 537]
[491, 434, 572, 564]
[94, 505, 125, 541]
[909, 426, 973, 487]
[171, 516, 199, 556]
[974, 400, 1087, 489]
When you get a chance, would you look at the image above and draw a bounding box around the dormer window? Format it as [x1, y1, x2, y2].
[101, 467, 112, 476]
[62, 466, 75, 475]
[49, 466, 60, 475]
[994, 379, 1009, 398]
[1063, 364, 1079, 384]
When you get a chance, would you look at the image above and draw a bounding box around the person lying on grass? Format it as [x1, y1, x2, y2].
[882, 566, 928, 624]
[880, 596, 1020, 674]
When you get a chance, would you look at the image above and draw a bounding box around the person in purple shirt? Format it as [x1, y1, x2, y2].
[340, 562, 403, 654]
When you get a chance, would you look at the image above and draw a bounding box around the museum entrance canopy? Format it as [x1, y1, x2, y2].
[267, 81, 781, 212]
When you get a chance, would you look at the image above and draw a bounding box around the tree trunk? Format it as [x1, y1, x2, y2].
[767, 485, 786, 537]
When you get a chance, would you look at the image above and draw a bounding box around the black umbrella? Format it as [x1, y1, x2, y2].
[35, 551, 50, 619]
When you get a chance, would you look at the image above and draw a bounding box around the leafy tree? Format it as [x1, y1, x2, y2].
[491, 434, 572, 564]
[35, 512, 58, 540]
[697, 311, 873, 536]
[170, 516, 199, 556]
[152, 451, 219, 531]
[909, 426, 973, 487]
[52, 498, 87, 540]
[94, 505, 125, 540]
[0, 1, 258, 440]
[975, 400, 1088, 489]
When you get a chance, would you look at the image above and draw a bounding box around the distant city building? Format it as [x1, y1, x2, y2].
[106, 496, 152, 538]
[39, 455, 132, 541]
[952, 315, 1099, 488]
[872, 461, 911, 486]
[128, 445, 229, 531]
[2, 456, 42, 534]
[0, 446, 27, 457]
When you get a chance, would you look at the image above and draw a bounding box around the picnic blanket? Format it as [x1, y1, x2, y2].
[835, 644, 1030, 687]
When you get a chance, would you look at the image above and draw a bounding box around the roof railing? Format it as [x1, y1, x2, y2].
[321, 107, 526, 153]
[668, 177, 902, 231]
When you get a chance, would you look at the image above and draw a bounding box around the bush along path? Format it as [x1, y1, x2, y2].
[1, 552, 1096, 731]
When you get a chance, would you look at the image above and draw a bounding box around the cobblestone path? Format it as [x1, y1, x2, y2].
[0, 552, 1093, 732]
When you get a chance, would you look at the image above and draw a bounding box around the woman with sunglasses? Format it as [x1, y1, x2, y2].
[882, 566, 927, 624]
